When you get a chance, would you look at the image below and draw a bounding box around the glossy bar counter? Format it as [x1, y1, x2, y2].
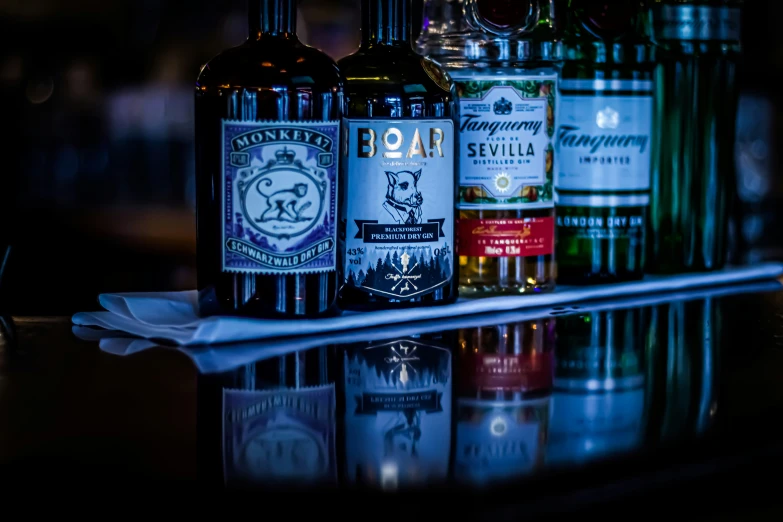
[2, 281, 783, 519]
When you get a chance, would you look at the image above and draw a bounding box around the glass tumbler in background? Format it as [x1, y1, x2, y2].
[648, 0, 743, 273]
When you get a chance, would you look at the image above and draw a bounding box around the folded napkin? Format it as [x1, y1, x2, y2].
[72, 277, 783, 372]
[71, 263, 783, 347]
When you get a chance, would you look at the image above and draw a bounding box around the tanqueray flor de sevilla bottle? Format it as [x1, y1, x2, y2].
[337, 0, 459, 311]
[195, 0, 343, 318]
[419, 0, 561, 296]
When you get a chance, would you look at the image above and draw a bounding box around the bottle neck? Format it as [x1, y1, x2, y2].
[249, 0, 297, 39]
[361, 0, 411, 48]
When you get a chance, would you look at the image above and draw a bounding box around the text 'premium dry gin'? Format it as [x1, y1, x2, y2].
[556, 0, 654, 283]
[420, 0, 560, 296]
[195, 0, 342, 318]
[338, 0, 458, 311]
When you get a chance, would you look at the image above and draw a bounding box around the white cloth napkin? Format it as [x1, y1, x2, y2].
[72, 277, 783, 373]
[71, 263, 783, 347]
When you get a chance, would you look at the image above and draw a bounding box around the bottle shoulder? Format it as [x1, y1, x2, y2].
[337, 47, 454, 101]
[197, 38, 343, 91]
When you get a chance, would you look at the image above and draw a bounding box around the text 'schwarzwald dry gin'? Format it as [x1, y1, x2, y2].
[337, 0, 459, 311]
[195, 0, 342, 318]
[648, 0, 742, 273]
[556, 0, 654, 284]
[420, 0, 560, 296]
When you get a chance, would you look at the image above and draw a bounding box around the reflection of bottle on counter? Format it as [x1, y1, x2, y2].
[197, 347, 337, 489]
[548, 310, 649, 466]
[342, 336, 452, 490]
[455, 320, 554, 485]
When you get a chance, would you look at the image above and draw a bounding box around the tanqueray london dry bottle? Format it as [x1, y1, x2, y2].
[337, 0, 459, 311]
[420, 0, 561, 296]
[648, 0, 742, 273]
[556, 0, 655, 284]
[195, 0, 342, 318]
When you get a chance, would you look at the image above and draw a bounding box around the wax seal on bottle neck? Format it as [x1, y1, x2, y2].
[466, 0, 539, 36]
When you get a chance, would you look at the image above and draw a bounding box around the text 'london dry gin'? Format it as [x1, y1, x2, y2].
[338, 0, 458, 311]
[556, 0, 654, 284]
[195, 0, 342, 318]
[419, 0, 561, 296]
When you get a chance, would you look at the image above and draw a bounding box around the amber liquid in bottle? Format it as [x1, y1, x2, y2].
[195, 0, 343, 318]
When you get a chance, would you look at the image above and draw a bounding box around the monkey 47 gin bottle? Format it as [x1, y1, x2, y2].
[420, 0, 561, 296]
[195, 0, 342, 318]
[338, 0, 458, 311]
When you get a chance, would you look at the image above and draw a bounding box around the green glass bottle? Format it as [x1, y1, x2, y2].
[556, 0, 655, 284]
[648, 0, 743, 273]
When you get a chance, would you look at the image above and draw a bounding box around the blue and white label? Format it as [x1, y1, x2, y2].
[222, 385, 337, 487]
[222, 120, 339, 274]
[455, 398, 548, 485]
[342, 119, 455, 299]
[556, 80, 653, 205]
[343, 340, 452, 490]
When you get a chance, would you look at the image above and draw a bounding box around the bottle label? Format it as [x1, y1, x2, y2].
[557, 80, 653, 197]
[343, 340, 452, 489]
[222, 385, 337, 487]
[455, 398, 549, 485]
[221, 120, 339, 275]
[652, 5, 741, 42]
[451, 75, 557, 210]
[461, 351, 554, 392]
[555, 206, 647, 243]
[457, 217, 554, 258]
[547, 390, 644, 466]
[342, 118, 455, 299]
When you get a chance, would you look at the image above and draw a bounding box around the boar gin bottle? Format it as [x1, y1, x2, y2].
[556, 0, 654, 283]
[338, 0, 459, 311]
[195, 0, 342, 318]
[420, 0, 561, 296]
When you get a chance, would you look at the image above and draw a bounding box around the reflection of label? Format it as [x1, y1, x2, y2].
[462, 351, 554, 392]
[222, 385, 336, 487]
[222, 120, 338, 274]
[457, 217, 554, 258]
[342, 119, 455, 299]
[547, 389, 645, 466]
[452, 75, 556, 210]
[652, 5, 741, 42]
[557, 81, 653, 198]
[344, 340, 452, 489]
[455, 398, 550, 485]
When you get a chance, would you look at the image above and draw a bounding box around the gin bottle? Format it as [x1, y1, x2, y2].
[195, 0, 342, 318]
[556, 0, 654, 284]
[338, 0, 459, 311]
[420, 0, 561, 296]
[648, 0, 743, 273]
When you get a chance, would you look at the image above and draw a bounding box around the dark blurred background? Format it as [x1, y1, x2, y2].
[0, 0, 780, 316]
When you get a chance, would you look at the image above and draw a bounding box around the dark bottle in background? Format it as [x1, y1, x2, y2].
[339, 333, 454, 490]
[197, 347, 337, 489]
[648, 0, 743, 273]
[337, 0, 459, 311]
[455, 318, 554, 485]
[556, 0, 654, 284]
[195, 0, 343, 318]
